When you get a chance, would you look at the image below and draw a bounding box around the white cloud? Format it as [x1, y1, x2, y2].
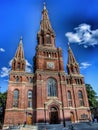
[0, 59, 12, 78]
[9, 59, 13, 66]
[0, 67, 10, 77]
[65, 23, 98, 48]
[0, 48, 5, 52]
[80, 62, 92, 69]
[66, 32, 81, 43]
[25, 59, 32, 72]
[26, 59, 32, 67]
[26, 67, 32, 72]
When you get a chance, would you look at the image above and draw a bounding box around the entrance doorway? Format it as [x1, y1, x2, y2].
[50, 106, 59, 124]
[70, 112, 75, 123]
[27, 113, 32, 125]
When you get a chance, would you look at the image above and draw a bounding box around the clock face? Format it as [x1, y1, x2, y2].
[47, 62, 54, 69]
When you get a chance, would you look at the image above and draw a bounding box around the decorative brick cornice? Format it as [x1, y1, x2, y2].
[66, 74, 84, 78]
[10, 71, 34, 77]
[9, 81, 33, 86]
[63, 107, 90, 110]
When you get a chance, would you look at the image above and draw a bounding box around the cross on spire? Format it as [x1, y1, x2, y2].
[19, 36, 23, 44]
[43, 2, 46, 10]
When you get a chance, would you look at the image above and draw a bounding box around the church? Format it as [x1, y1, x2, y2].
[4, 4, 91, 126]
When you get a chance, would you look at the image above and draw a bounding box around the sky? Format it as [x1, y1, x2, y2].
[0, 0, 98, 95]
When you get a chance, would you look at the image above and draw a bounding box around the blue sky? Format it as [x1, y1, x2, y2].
[0, 0, 98, 95]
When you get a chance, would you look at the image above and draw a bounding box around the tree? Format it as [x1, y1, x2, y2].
[0, 91, 7, 125]
[86, 84, 98, 108]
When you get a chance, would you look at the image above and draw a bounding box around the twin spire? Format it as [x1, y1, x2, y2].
[67, 42, 77, 64]
[12, 36, 26, 71]
[67, 42, 80, 75]
[15, 36, 24, 59]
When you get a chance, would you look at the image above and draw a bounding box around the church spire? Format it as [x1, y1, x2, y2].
[37, 3, 55, 47]
[68, 42, 77, 64]
[11, 37, 26, 71]
[67, 43, 80, 75]
[39, 2, 54, 33]
[15, 36, 24, 59]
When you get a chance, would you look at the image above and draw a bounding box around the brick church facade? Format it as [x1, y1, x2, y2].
[4, 4, 91, 126]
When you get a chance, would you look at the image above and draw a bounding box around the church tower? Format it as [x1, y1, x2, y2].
[66, 43, 90, 123]
[34, 4, 66, 124]
[35, 3, 64, 71]
[4, 37, 33, 125]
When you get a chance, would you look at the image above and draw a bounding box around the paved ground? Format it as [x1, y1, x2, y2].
[66, 122, 98, 130]
[73, 128, 98, 130]
[2, 122, 98, 130]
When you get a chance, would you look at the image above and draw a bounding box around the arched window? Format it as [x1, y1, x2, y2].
[16, 76, 19, 82]
[13, 60, 16, 70]
[68, 91, 72, 99]
[13, 90, 19, 107]
[71, 66, 74, 73]
[66, 79, 69, 84]
[22, 63, 24, 70]
[28, 90, 32, 108]
[62, 76, 65, 81]
[78, 90, 84, 106]
[67, 91, 72, 107]
[46, 34, 51, 44]
[47, 78, 57, 97]
[17, 63, 20, 70]
[75, 67, 78, 73]
[80, 79, 82, 84]
[29, 77, 33, 83]
[78, 79, 80, 84]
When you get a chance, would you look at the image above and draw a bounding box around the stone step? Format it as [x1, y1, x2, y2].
[20, 128, 37, 130]
[21, 125, 38, 130]
[37, 124, 64, 130]
[7, 126, 20, 130]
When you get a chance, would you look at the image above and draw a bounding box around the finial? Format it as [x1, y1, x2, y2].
[20, 36, 23, 44]
[68, 42, 71, 51]
[43, 2, 46, 10]
[68, 42, 70, 47]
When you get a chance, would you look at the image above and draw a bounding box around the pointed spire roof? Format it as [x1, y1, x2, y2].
[67, 42, 78, 65]
[15, 36, 25, 59]
[38, 3, 54, 34]
[11, 37, 26, 71]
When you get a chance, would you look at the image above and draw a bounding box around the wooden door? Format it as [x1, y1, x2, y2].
[70, 112, 75, 123]
[50, 107, 59, 124]
[27, 114, 32, 125]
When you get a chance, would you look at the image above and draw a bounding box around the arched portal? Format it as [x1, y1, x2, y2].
[49, 106, 59, 124]
[27, 113, 32, 125]
[70, 112, 75, 123]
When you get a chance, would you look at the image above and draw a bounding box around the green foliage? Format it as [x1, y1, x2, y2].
[0, 91, 7, 124]
[0, 92, 7, 107]
[86, 84, 98, 108]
